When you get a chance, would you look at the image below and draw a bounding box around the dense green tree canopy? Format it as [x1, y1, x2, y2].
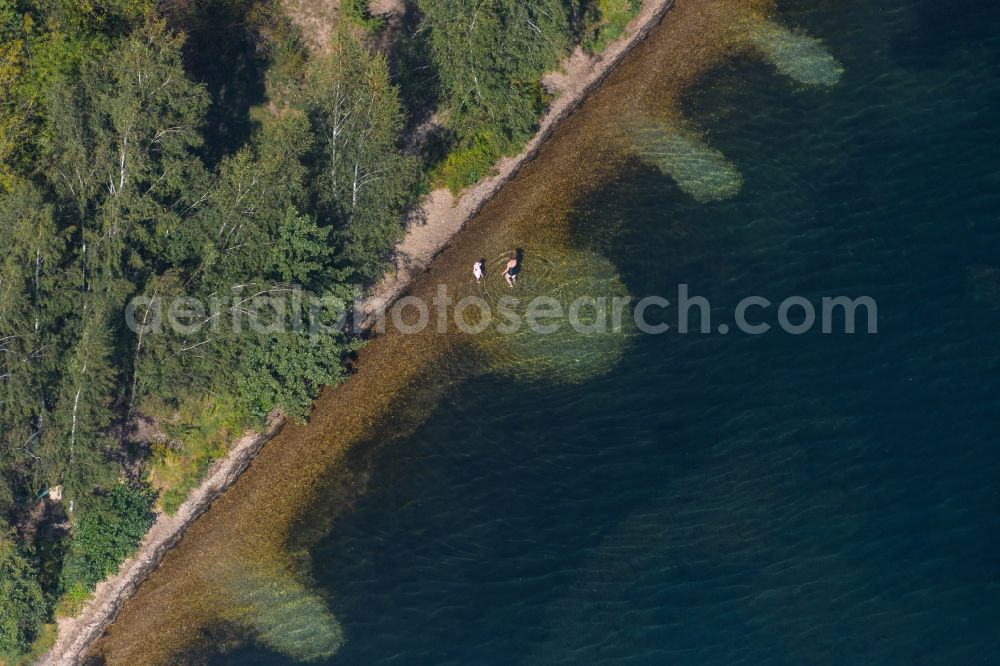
[0, 531, 48, 659]
[303, 28, 419, 282]
[0, 530, 46, 658]
[417, 0, 570, 143]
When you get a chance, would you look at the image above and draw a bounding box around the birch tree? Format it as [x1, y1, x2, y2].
[417, 0, 572, 144]
[28, 18, 208, 503]
[0, 181, 66, 505]
[45, 17, 209, 285]
[304, 27, 418, 282]
[41, 300, 119, 503]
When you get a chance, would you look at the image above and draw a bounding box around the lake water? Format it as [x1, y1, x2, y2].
[90, 0, 1000, 663]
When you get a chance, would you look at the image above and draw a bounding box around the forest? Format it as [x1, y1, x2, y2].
[0, 0, 640, 660]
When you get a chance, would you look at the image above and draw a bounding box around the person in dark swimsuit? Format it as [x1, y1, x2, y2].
[503, 252, 520, 287]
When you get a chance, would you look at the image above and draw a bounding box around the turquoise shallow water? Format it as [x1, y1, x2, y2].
[197, 0, 1000, 662]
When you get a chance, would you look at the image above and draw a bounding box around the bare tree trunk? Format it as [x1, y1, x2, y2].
[129, 290, 156, 409]
[351, 163, 359, 208]
[68, 362, 86, 465]
[34, 248, 41, 301]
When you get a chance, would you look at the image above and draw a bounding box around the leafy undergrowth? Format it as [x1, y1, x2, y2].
[143, 396, 256, 515]
[583, 0, 643, 54]
[53, 584, 90, 619]
[429, 131, 507, 193]
[54, 484, 157, 618]
[429, 80, 554, 194]
[341, 0, 385, 32]
[10, 623, 57, 666]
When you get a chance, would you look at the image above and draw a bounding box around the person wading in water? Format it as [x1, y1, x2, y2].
[503, 251, 521, 287]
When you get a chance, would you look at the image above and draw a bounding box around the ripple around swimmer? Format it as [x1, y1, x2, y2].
[472, 249, 559, 304]
[460, 247, 636, 384]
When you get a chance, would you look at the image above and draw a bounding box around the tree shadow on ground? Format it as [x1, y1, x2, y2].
[163, 0, 272, 166]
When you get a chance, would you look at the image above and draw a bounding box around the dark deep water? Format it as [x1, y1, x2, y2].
[210, 0, 1000, 662]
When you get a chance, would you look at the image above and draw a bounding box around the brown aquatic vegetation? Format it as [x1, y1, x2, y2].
[48, 0, 843, 662]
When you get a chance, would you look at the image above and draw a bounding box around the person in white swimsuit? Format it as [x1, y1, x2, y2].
[473, 259, 485, 282]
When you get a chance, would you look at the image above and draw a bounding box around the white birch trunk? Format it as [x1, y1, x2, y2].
[68, 361, 86, 465]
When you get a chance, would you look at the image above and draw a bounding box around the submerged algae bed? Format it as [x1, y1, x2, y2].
[88, 1, 840, 662]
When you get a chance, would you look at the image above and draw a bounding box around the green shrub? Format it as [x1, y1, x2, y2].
[58, 484, 157, 598]
[53, 582, 91, 618]
[341, 0, 384, 31]
[430, 132, 507, 193]
[581, 0, 642, 54]
[417, 0, 570, 190]
[0, 531, 46, 659]
[144, 394, 251, 515]
[17, 621, 58, 666]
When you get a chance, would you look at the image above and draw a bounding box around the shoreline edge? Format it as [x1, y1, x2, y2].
[40, 1, 676, 662]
